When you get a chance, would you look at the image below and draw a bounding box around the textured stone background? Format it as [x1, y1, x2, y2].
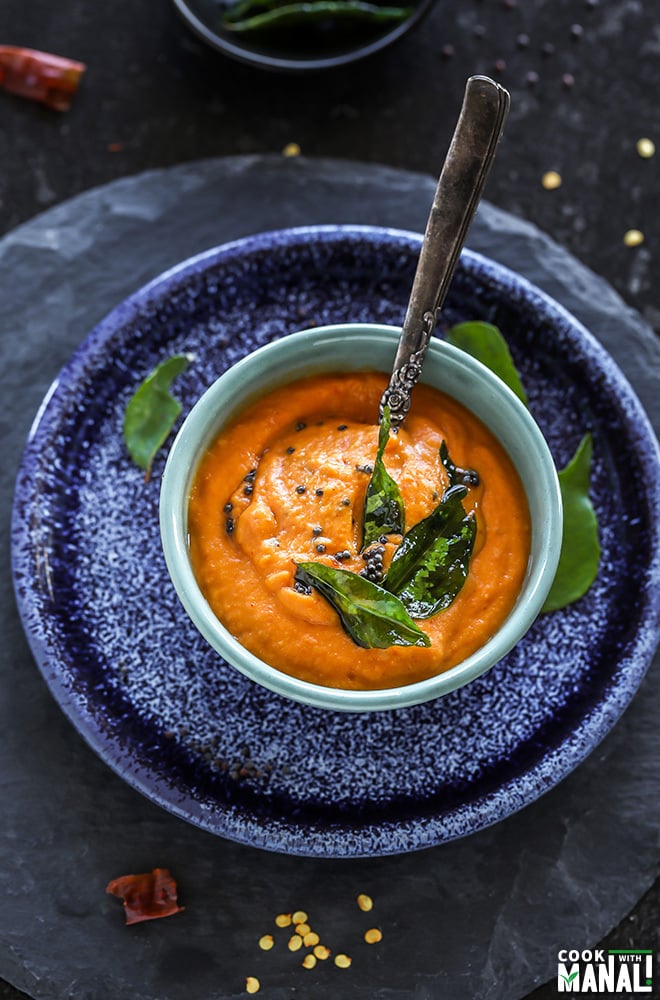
[2, 0, 660, 997]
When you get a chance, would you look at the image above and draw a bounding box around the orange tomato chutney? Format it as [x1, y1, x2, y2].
[188, 371, 531, 690]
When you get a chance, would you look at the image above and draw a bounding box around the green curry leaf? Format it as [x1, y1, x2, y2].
[123, 354, 191, 478]
[362, 404, 405, 549]
[447, 321, 528, 404]
[385, 485, 477, 618]
[542, 433, 600, 612]
[439, 440, 480, 488]
[295, 562, 430, 649]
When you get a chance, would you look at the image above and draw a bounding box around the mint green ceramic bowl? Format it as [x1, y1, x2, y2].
[160, 324, 562, 712]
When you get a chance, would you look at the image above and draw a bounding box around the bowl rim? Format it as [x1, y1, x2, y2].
[171, 0, 434, 72]
[160, 322, 563, 711]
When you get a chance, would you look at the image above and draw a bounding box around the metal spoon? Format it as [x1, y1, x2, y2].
[380, 75, 510, 428]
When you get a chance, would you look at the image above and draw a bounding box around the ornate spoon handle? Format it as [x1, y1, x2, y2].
[380, 75, 510, 428]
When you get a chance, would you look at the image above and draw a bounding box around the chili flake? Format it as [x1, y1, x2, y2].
[0, 46, 86, 111]
[105, 867, 184, 925]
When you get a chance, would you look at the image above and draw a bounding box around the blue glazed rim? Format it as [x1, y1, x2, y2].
[11, 225, 660, 856]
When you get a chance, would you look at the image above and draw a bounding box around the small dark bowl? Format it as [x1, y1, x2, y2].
[172, 0, 433, 72]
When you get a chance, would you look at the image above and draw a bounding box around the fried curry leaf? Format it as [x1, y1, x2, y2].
[542, 433, 600, 612]
[362, 405, 405, 549]
[123, 354, 191, 478]
[447, 321, 528, 404]
[385, 485, 476, 618]
[295, 562, 430, 649]
[439, 440, 480, 488]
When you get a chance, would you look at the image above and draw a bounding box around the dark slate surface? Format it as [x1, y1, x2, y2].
[1, 156, 659, 999]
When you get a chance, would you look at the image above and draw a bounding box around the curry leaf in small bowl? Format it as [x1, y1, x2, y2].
[295, 561, 430, 649]
[362, 404, 405, 549]
[385, 484, 476, 619]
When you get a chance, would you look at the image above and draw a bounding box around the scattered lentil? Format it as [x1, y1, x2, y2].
[245, 977, 260, 994]
[304, 931, 320, 947]
[259, 934, 274, 951]
[541, 170, 562, 190]
[570, 22, 584, 39]
[624, 229, 644, 247]
[440, 43, 454, 59]
[335, 954, 352, 968]
[275, 913, 292, 927]
[516, 32, 530, 48]
[295, 922, 311, 936]
[292, 910, 308, 924]
[357, 893, 373, 912]
[525, 70, 539, 87]
[282, 142, 301, 157]
[314, 945, 331, 960]
[562, 73, 575, 89]
[364, 928, 383, 944]
[637, 137, 655, 159]
[288, 934, 303, 951]
[302, 954, 317, 969]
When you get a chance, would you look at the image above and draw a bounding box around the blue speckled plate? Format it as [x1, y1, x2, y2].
[12, 226, 660, 857]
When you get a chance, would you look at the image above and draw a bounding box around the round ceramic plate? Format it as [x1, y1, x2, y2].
[12, 226, 660, 857]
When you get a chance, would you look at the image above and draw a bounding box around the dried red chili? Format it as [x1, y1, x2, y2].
[105, 867, 184, 925]
[0, 46, 85, 111]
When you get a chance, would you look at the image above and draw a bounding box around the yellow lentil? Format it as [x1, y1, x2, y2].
[357, 893, 373, 912]
[246, 977, 260, 994]
[302, 954, 317, 970]
[288, 934, 303, 951]
[282, 142, 301, 157]
[541, 171, 562, 190]
[258, 934, 274, 951]
[314, 945, 331, 960]
[291, 910, 308, 924]
[295, 922, 311, 936]
[364, 928, 383, 944]
[636, 137, 655, 159]
[624, 229, 644, 247]
[275, 913, 291, 927]
[303, 931, 320, 947]
[335, 954, 352, 968]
